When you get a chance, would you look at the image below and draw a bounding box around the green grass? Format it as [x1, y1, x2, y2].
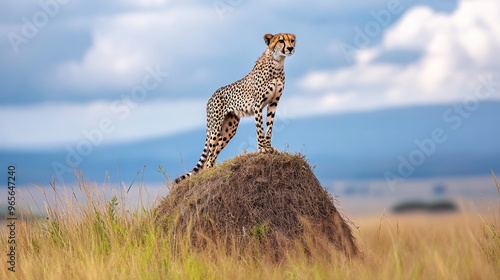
[1, 176, 500, 279]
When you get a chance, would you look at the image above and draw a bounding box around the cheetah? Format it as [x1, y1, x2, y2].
[174, 33, 296, 183]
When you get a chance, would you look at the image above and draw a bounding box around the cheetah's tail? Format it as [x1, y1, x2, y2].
[173, 146, 209, 184]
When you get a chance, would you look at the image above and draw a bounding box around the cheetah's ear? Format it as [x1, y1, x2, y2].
[263, 33, 273, 46]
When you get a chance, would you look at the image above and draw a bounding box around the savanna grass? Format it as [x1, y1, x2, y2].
[1, 172, 499, 279]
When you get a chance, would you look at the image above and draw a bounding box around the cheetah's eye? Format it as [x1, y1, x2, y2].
[291, 39, 295, 43]
[279, 39, 284, 43]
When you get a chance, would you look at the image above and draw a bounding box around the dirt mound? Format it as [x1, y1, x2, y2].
[155, 152, 359, 259]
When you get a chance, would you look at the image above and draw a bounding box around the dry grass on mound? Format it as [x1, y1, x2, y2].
[155, 152, 359, 259]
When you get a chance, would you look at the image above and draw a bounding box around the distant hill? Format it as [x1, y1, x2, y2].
[2, 101, 500, 186]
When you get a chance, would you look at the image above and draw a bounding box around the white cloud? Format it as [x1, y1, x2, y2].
[298, 0, 500, 114]
[127, 0, 170, 8]
[52, 6, 216, 91]
[0, 99, 206, 150]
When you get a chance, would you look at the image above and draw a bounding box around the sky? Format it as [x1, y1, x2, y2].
[0, 0, 499, 151]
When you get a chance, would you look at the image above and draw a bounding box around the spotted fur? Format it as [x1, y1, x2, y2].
[175, 33, 296, 183]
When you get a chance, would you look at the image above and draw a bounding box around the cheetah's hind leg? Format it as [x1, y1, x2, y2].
[216, 112, 240, 153]
[205, 112, 240, 167]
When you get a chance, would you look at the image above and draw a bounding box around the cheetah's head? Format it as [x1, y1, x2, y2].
[264, 33, 296, 58]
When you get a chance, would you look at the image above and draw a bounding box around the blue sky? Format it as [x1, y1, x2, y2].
[0, 0, 499, 151]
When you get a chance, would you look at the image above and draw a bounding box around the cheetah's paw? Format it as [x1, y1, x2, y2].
[258, 146, 279, 154]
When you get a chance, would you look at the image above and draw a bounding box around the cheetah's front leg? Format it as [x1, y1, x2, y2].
[255, 80, 283, 153]
[254, 106, 277, 154]
[263, 84, 283, 149]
